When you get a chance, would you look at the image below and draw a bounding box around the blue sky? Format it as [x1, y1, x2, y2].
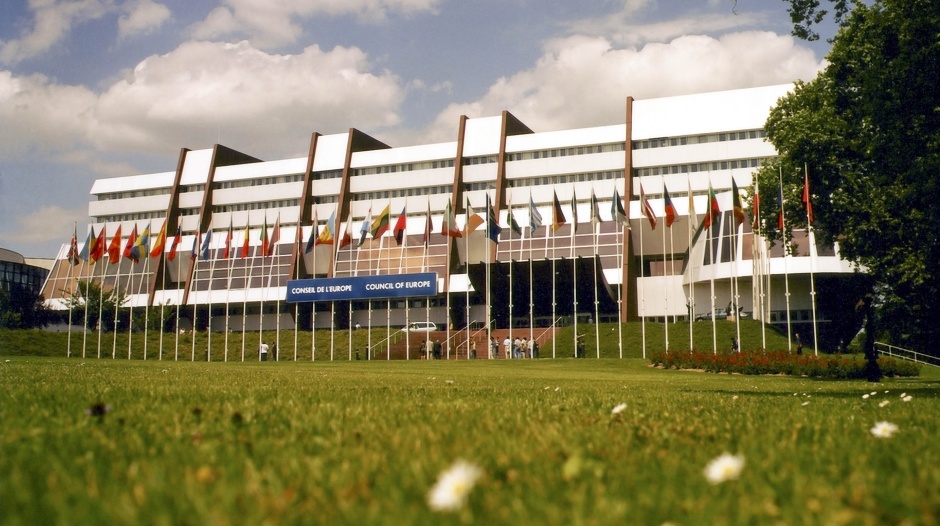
[0, 0, 835, 259]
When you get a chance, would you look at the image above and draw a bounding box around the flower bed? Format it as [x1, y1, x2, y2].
[649, 350, 920, 378]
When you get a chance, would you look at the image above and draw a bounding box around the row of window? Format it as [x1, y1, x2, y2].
[506, 143, 626, 162]
[215, 174, 304, 190]
[633, 158, 769, 178]
[633, 129, 767, 150]
[505, 170, 625, 191]
[352, 185, 452, 202]
[213, 200, 301, 213]
[96, 187, 171, 201]
[353, 159, 456, 176]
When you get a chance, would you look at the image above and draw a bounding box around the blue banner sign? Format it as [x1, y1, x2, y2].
[286, 272, 439, 303]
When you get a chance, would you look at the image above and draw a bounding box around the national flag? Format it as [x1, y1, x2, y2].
[107, 225, 123, 263]
[168, 226, 181, 261]
[393, 206, 407, 245]
[640, 185, 657, 230]
[371, 204, 391, 238]
[79, 228, 95, 262]
[359, 207, 372, 246]
[190, 230, 199, 260]
[260, 218, 269, 256]
[663, 184, 677, 228]
[509, 205, 523, 236]
[200, 228, 212, 260]
[240, 224, 250, 258]
[802, 170, 814, 224]
[89, 227, 105, 264]
[441, 201, 462, 237]
[776, 180, 785, 231]
[150, 222, 167, 258]
[67, 224, 80, 266]
[316, 210, 335, 245]
[751, 186, 761, 231]
[464, 199, 484, 235]
[570, 188, 579, 233]
[339, 214, 352, 248]
[687, 179, 698, 228]
[305, 211, 319, 254]
[266, 217, 280, 256]
[529, 196, 543, 234]
[703, 183, 720, 228]
[221, 220, 233, 258]
[485, 193, 501, 243]
[551, 191, 566, 233]
[124, 225, 138, 262]
[590, 191, 602, 227]
[423, 204, 433, 246]
[130, 224, 151, 262]
[611, 188, 627, 226]
[731, 178, 746, 228]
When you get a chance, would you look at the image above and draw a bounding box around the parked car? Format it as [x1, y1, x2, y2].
[695, 308, 729, 321]
[406, 322, 438, 332]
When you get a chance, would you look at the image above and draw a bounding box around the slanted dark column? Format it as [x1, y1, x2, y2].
[621, 96, 639, 322]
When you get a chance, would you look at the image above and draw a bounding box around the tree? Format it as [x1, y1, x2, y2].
[63, 280, 127, 332]
[0, 285, 51, 329]
[785, 0, 860, 41]
[754, 0, 940, 368]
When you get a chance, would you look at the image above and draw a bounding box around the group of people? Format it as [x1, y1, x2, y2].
[490, 336, 538, 359]
[418, 339, 444, 359]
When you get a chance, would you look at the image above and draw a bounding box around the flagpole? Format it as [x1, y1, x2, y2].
[143, 226, 152, 361]
[571, 189, 578, 359]
[591, 191, 600, 358]
[661, 188, 669, 353]
[551, 212, 556, 360]
[687, 176, 696, 352]
[158, 231, 167, 361]
[113, 236, 124, 360]
[384, 206, 391, 361]
[205, 235, 219, 362]
[805, 163, 819, 356]
[258, 216, 267, 362]
[294, 225, 301, 362]
[127, 249, 137, 360]
[224, 225, 235, 362]
[97, 232, 106, 359]
[465, 197, 471, 360]
[81, 229, 92, 359]
[424, 201, 431, 360]
[173, 245, 181, 361]
[66, 223, 78, 358]
[241, 222, 257, 361]
[779, 166, 793, 350]
[611, 188, 624, 359]
[190, 230, 201, 362]
[706, 177, 717, 355]
[273, 216, 282, 361]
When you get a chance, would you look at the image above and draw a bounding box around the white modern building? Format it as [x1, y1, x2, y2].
[41, 84, 857, 351]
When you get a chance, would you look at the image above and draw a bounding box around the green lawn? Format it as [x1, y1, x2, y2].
[1, 356, 937, 525]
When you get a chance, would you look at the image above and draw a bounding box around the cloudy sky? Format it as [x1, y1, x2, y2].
[0, 0, 834, 259]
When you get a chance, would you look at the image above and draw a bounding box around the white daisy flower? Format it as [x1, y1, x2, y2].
[902, 395, 913, 402]
[801, 401, 810, 406]
[703, 453, 745, 484]
[427, 460, 483, 512]
[862, 394, 870, 399]
[878, 400, 890, 407]
[870, 421, 899, 439]
[611, 403, 627, 415]
[899, 393, 907, 398]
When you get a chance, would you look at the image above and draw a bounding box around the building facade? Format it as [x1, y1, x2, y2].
[41, 84, 856, 348]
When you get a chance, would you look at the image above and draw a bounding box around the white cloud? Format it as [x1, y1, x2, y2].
[190, 0, 442, 49]
[117, 0, 172, 41]
[0, 205, 87, 245]
[0, 0, 115, 65]
[0, 71, 98, 157]
[419, 31, 822, 143]
[92, 40, 405, 156]
[0, 40, 407, 162]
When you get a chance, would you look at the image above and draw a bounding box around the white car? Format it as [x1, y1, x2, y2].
[406, 322, 438, 332]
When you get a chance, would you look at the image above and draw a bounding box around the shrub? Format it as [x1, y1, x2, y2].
[649, 350, 920, 379]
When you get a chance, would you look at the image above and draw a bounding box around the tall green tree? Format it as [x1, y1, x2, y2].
[754, 0, 940, 367]
[0, 285, 50, 329]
